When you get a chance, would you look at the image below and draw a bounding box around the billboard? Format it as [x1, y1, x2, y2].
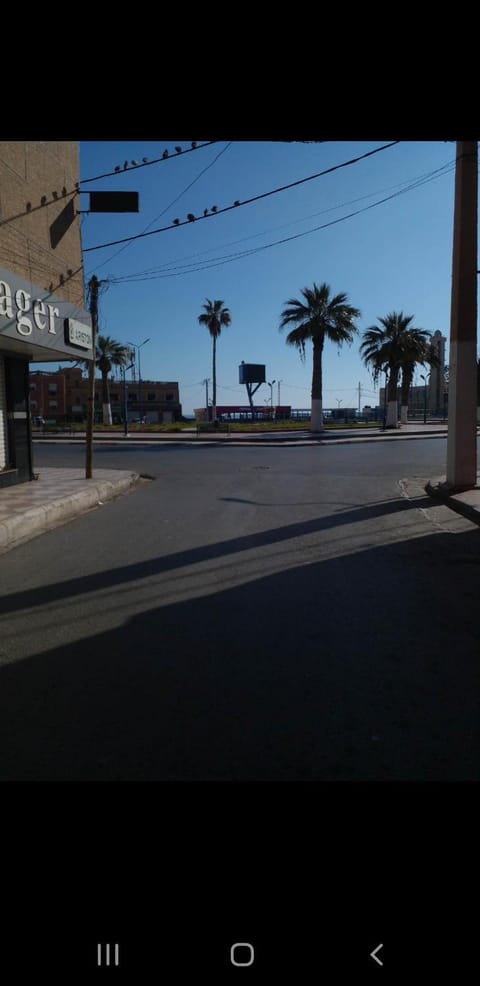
[239, 362, 266, 384]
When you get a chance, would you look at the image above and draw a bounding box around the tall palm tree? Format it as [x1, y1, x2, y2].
[78, 335, 129, 425]
[360, 312, 433, 427]
[279, 282, 361, 432]
[198, 299, 231, 420]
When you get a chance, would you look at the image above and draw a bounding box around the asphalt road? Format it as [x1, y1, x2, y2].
[1, 439, 479, 781]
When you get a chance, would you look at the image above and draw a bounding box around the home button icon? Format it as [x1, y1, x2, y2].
[230, 943, 255, 967]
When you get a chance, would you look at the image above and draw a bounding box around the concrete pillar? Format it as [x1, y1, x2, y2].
[446, 141, 478, 490]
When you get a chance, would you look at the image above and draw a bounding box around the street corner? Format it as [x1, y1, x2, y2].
[0, 469, 143, 555]
[425, 474, 480, 527]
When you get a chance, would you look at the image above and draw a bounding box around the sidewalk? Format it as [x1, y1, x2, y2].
[0, 468, 140, 555]
[1, 426, 479, 555]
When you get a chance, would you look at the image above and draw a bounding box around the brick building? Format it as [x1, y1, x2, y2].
[29, 366, 182, 424]
[0, 142, 92, 485]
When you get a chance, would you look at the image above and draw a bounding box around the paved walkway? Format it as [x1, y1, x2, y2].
[0, 468, 139, 554]
[1, 425, 479, 553]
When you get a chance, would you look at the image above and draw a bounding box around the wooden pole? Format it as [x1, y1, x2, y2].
[85, 275, 99, 479]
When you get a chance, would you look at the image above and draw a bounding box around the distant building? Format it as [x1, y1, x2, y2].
[29, 367, 182, 424]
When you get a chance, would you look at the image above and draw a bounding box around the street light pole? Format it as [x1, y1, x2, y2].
[420, 373, 429, 424]
[277, 380, 283, 409]
[268, 380, 276, 417]
[382, 367, 388, 431]
[203, 378, 211, 418]
[121, 361, 135, 436]
[126, 338, 150, 424]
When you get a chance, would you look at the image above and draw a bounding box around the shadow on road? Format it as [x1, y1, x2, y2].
[1, 524, 478, 782]
[0, 492, 439, 616]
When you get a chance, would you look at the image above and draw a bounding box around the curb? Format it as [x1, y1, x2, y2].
[0, 472, 140, 553]
[425, 479, 480, 527]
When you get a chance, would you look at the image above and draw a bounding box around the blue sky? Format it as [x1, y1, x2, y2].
[53, 141, 460, 414]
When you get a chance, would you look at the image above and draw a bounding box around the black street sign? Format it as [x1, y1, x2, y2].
[88, 192, 139, 213]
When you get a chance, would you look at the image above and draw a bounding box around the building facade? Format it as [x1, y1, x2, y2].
[29, 367, 182, 424]
[0, 142, 92, 485]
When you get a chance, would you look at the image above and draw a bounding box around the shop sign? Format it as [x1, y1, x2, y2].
[0, 267, 92, 358]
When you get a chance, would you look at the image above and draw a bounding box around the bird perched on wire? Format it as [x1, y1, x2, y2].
[115, 166, 121, 172]
[187, 213, 195, 222]
[175, 146, 182, 154]
[123, 161, 128, 169]
[142, 157, 148, 164]
[203, 208, 208, 216]
[234, 200, 240, 206]
[173, 218, 180, 225]
[62, 187, 67, 196]
[211, 205, 218, 212]
[162, 150, 169, 159]
[191, 141, 197, 148]
[52, 191, 58, 199]
[131, 160, 138, 166]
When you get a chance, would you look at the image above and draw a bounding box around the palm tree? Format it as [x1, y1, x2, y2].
[279, 282, 361, 432]
[78, 335, 129, 425]
[198, 299, 232, 420]
[360, 312, 433, 428]
[399, 332, 440, 423]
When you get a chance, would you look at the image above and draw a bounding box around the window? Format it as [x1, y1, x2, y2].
[129, 393, 138, 401]
[48, 384, 58, 395]
[30, 383, 36, 391]
[49, 400, 58, 409]
[30, 400, 37, 409]
[166, 392, 174, 401]
[147, 393, 156, 401]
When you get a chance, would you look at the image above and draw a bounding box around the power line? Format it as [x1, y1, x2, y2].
[83, 141, 401, 254]
[79, 141, 218, 184]
[108, 159, 455, 283]
[108, 158, 455, 281]
[88, 143, 233, 275]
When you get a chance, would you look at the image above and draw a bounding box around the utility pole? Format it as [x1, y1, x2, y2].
[446, 141, 478, 489]
[358, 381, 361, 412]
[203, 377, 210, 415]
[85, 274, 99, 479]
